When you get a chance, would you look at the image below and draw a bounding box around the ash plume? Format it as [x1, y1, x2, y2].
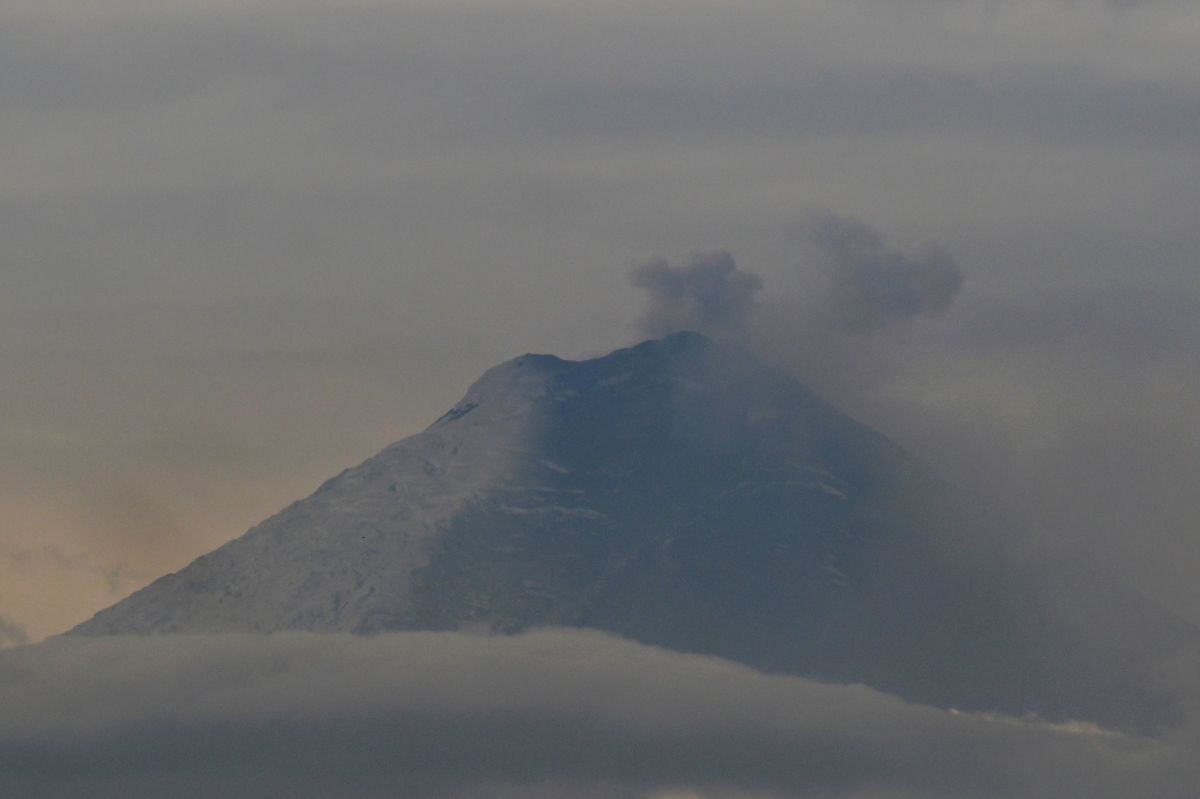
[631, 251, 762, 338]
[800, 211, 964, 334]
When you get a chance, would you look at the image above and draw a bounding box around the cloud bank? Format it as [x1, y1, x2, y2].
[1, 630, 1196, 798]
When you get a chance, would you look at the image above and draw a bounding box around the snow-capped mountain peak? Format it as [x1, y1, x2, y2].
[72, 332, 1195, 732]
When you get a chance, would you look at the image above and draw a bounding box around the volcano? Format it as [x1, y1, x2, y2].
[73, 332, 1195, 731]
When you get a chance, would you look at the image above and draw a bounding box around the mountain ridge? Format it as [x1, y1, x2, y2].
[72, 332, 1196, 732]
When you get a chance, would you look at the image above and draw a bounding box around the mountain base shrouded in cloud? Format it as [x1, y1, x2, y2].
[70, 333, 1197, 735]
[3, 630, 1199, 799]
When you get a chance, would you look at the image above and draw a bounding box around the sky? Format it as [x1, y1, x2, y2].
[1, 0, 1198, 655]
[3, 2, 1200, 795]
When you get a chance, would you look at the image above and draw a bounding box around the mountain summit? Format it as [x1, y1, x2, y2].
[74, 332, 1193, 731]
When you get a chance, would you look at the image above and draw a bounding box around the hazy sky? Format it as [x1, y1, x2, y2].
[2, 0, 1199, 644]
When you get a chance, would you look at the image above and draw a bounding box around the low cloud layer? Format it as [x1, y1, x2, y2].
[631, 252, 762, 339]
[1, 630, 1196, 798]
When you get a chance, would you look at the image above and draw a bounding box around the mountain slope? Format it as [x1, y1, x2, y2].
[73, 332, 1196, 731]
[74, 349, 571, 635]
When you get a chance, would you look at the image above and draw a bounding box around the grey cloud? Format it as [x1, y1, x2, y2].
[746, 280, 1200, 626]
[945, 291, 1200, 357]
[5, 2, 1199, 152]
[873, 291, 1200, 619]
[798, 211, 964, 334]
[631, 252, 762, 338]
[527, 67, 1200, 151]
[0, 630, 1196, 798]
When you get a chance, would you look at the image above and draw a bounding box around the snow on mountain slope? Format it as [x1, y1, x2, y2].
[71, 332, 1198, 733]
[73, 353, 571, 634]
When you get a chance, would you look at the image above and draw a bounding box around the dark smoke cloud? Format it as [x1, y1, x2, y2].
[630, 213, 962, 344]
[631, 251, 762, 338]
[1, 630, 1196, 798]
[799, 211, 964, 333]
[627, 212, 965, 423]
[0, 616, 28, 649]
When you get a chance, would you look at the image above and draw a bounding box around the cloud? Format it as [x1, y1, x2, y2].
[631, 252, 762, 338]
[797, 211, 964, 334]
[0, 630, 1196, 798]
[0, 616, 27, 649]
